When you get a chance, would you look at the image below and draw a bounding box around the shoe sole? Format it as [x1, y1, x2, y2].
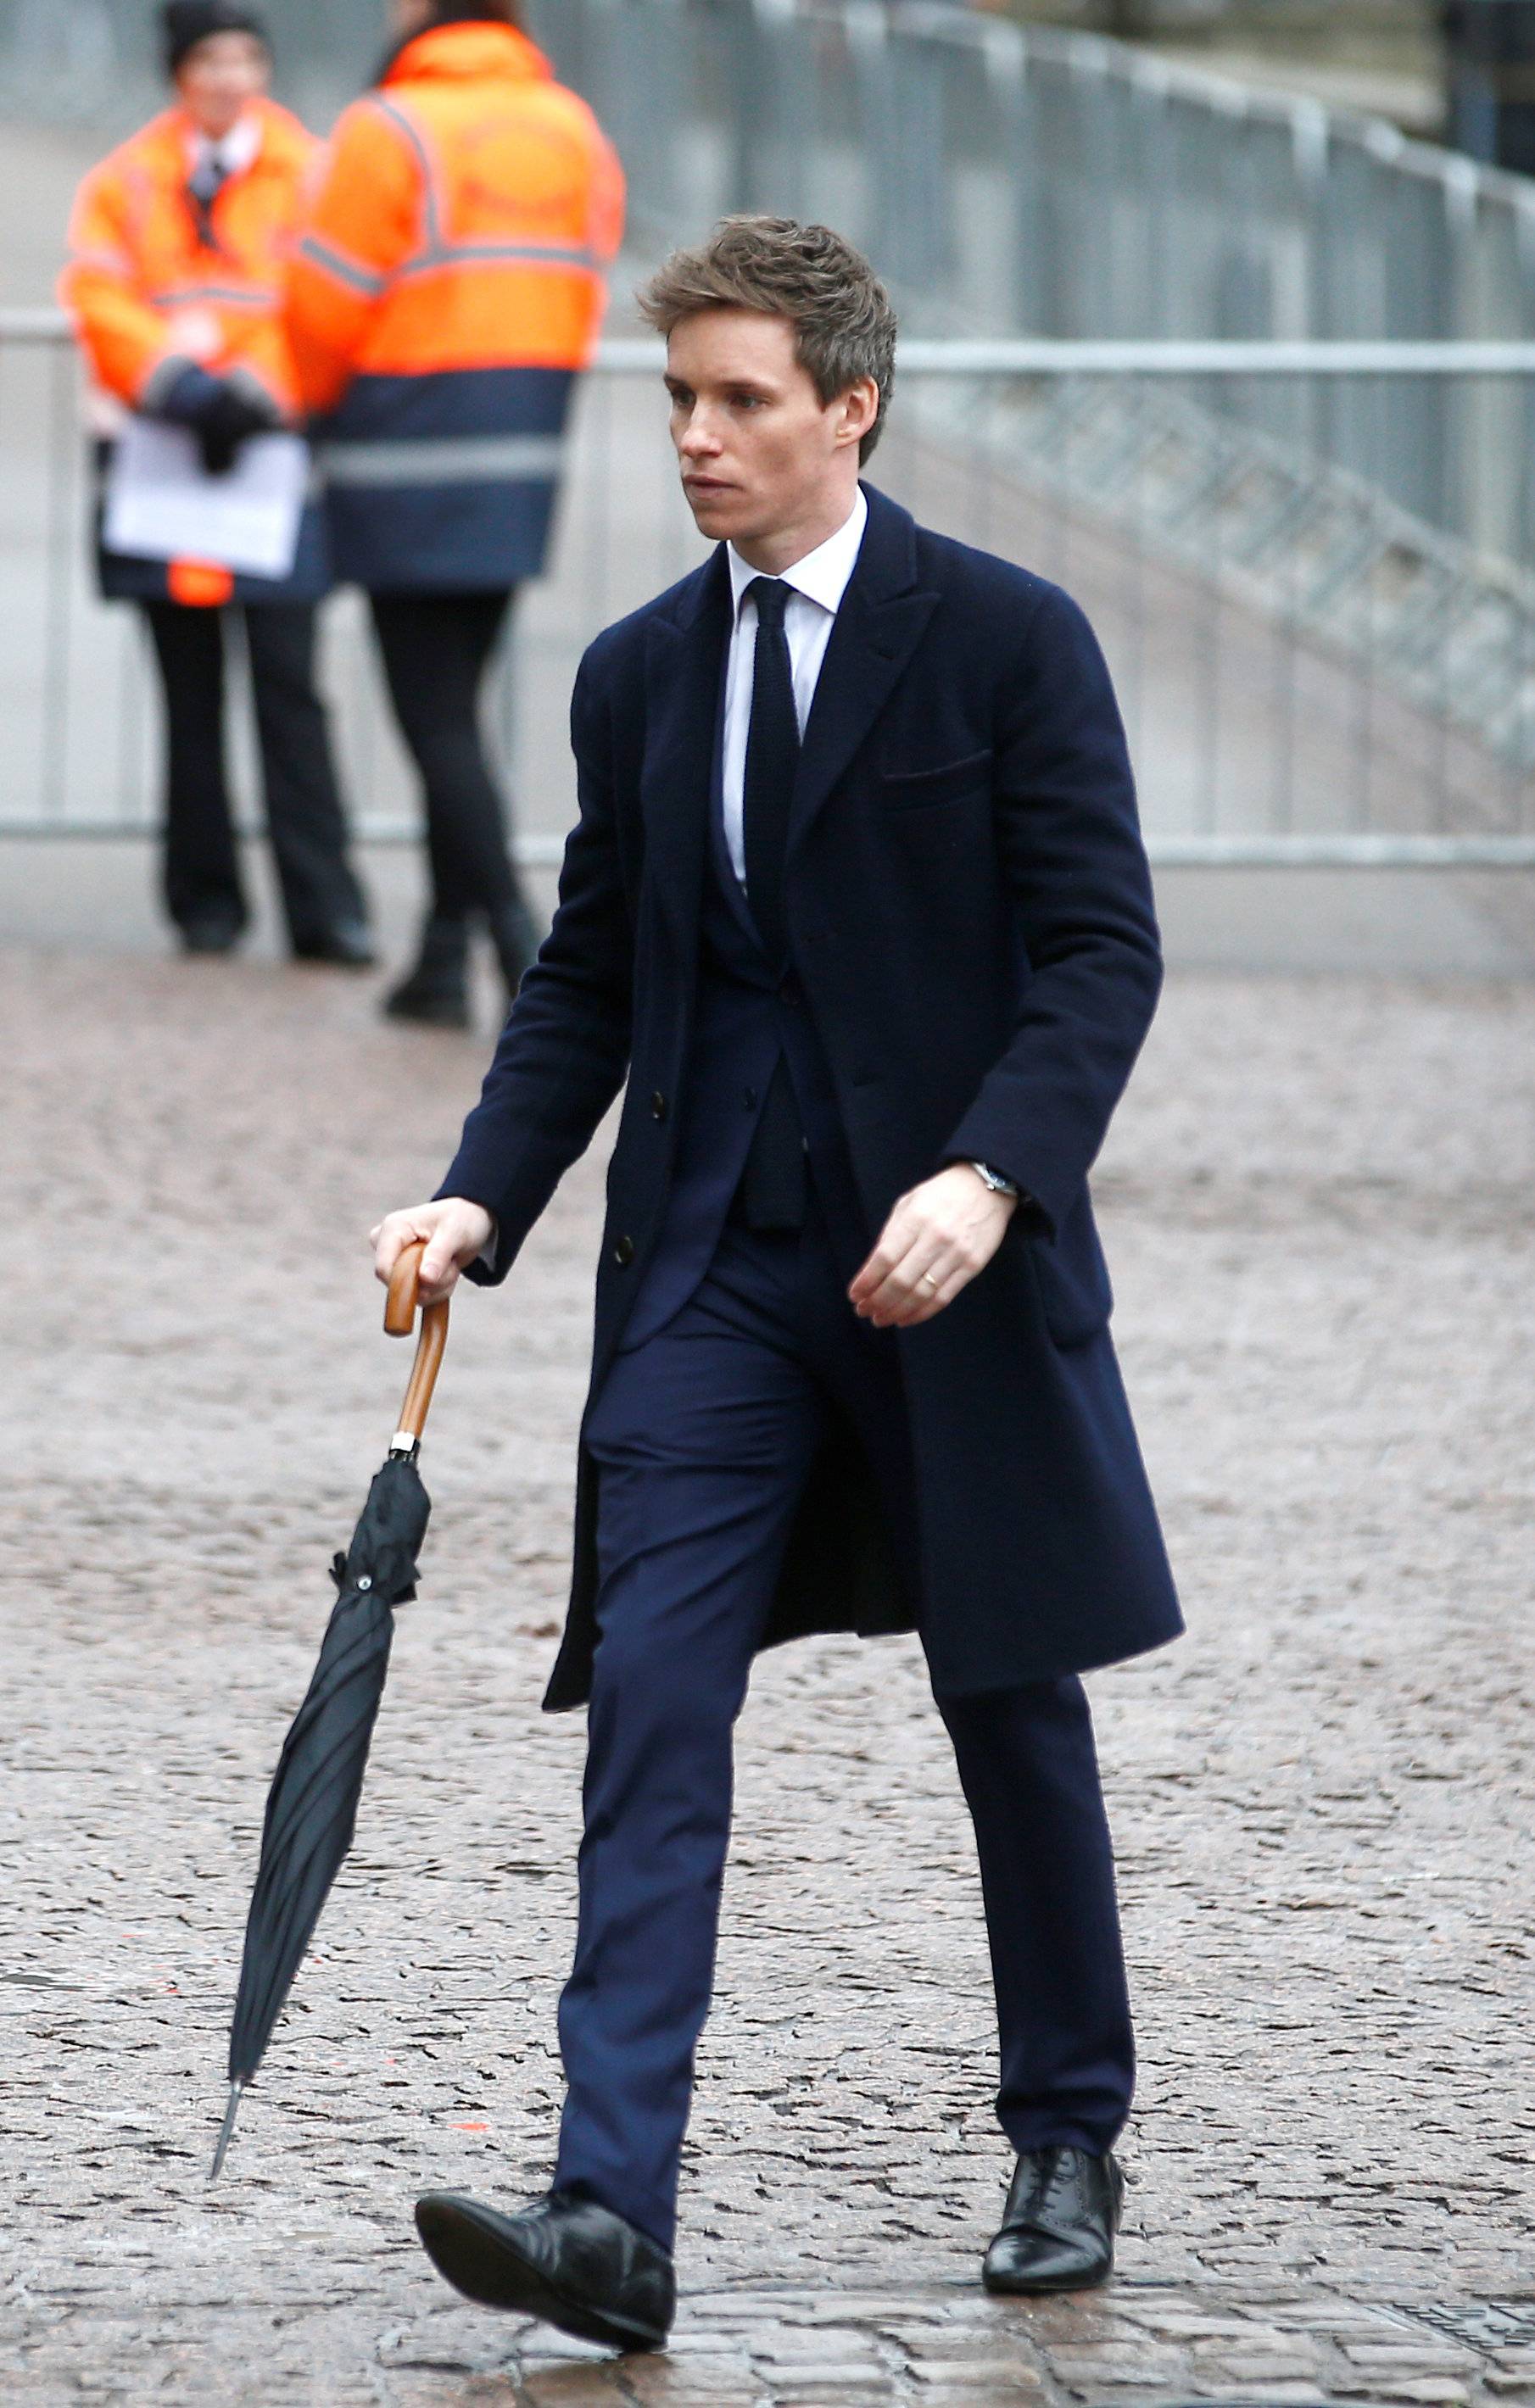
[413, 2196, 667, 2353]
[983, 2256, 1114, 2296]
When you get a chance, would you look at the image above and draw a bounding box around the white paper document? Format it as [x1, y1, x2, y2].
[103, 418, 310, 580]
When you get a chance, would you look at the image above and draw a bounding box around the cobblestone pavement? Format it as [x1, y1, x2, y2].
[5, 944, 1534, 2407]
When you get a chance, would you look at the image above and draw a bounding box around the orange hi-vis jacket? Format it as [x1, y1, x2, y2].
[61, 98, 327, 608]
[286, 20, 624, 591]
[62, 96, 315, 422]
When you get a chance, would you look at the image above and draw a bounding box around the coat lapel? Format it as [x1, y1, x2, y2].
[790, 485, 938, 852]
[638, 489, 935, 925]
[641, 547, 731, 960]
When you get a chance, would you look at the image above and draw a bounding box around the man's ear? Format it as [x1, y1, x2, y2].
[834, 377, 879, 450]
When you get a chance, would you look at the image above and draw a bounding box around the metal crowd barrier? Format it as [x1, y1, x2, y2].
[3, 312, 1533, 867]
[12, 0, 1535, 575]
[554, 0, 1535, 575]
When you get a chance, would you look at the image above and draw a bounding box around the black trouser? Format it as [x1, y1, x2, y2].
[142, 599, 366, 946]
[369, 588, 522, 921]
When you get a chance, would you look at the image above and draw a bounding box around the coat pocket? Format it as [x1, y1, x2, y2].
[1024, 1225, 1114, 1348]
[879, 747, 995, 808]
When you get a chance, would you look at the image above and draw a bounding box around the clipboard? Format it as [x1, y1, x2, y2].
[104, 417, 310, 581]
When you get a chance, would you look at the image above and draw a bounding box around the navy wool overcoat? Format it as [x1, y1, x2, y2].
[440, 482, 1182, 1708]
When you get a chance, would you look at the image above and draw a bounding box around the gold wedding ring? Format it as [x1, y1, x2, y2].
[920, 1270, 941, 1288]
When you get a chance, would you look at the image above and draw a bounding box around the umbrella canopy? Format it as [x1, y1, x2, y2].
[212, 1243, 448, 2177]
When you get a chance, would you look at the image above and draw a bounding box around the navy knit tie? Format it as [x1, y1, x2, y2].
[741, 577, 799, 963]
[187, 147, 233, 253]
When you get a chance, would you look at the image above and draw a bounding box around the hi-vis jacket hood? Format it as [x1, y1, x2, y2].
[61, 96, 315, 419]
[285, 20, 625, 590]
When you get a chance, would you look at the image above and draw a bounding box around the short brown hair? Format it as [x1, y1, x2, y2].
[637, 216, 897, 464]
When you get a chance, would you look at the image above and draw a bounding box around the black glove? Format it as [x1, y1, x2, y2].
[158, 365, 282, 476]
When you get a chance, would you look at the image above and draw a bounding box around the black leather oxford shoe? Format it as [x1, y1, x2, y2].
[982, 2146, 1125, 2294]
[414, 2189, 675, 2352]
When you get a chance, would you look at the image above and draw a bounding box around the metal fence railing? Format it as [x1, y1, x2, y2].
[13, 1, 1535, 647]
[3, 315, 1534, 867]
[0, 0, 1440, 127]
[7, 0, 1535, 559]
[550, 0, 1535, 571]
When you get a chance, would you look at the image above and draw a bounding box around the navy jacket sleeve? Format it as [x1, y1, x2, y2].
[435, 649, 634, 1285]
[943, 583, 1163, 1238]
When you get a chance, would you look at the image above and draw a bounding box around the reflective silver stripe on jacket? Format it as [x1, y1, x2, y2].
[295, 235, 388, 298]
[369, 94, 444, 248]
[148, 282, 278, 309]
[397, 240, 605, 281]
[319, 432, 566, 487]
[299, 230, 600, 300]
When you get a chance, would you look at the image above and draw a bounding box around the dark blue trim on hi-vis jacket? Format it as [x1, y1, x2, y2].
[318, 363, 574, 439]
[329, 477, 561, 593]
[314, 365, 577, 589]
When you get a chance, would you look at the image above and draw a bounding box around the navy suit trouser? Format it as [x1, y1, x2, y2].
[552, 1202, 1136, 2253]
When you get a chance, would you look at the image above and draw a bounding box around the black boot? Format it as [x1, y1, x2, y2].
[983, 2147, 1125, 2294]
[292, 919, 376, 969]
[384, 913, 470, 1028]
[489, 894, 541, 1001]
[178, 908, 245, 956]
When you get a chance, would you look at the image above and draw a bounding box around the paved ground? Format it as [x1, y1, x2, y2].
[4, 930, 1534, 2405]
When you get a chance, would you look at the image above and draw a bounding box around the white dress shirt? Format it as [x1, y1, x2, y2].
[186, 112, 262, 185]
[721, 486, 868, 886]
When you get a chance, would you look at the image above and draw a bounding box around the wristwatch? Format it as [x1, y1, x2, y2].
[968, 1159, 1019, 1198]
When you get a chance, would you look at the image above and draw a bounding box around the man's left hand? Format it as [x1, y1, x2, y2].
[849, 1163, 1017, 1329]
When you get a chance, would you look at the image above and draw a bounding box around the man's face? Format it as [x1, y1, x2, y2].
[175, 31, 270, 137]
[664, 309, 871, 550]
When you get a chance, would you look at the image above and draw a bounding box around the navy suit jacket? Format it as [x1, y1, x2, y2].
[441, 482, 1181, 1707]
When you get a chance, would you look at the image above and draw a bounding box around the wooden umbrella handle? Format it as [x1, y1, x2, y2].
[383, 1240, 449, 1452]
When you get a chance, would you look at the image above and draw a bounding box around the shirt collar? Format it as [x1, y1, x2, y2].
[728, 485, 868, 623]
[187, 112, 262, 176]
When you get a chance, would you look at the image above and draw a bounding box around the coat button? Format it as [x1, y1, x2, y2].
[650, 1090, 667, 1121]
[613, 1235, 635, 1268]
[778, 974, 802, 1006]
[744, 1085, 758, 1111]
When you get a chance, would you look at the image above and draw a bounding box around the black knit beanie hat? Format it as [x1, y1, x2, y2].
[162, 1, 270, 77]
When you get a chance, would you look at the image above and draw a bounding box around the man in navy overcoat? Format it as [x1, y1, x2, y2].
[373, 215, 1181, 2353]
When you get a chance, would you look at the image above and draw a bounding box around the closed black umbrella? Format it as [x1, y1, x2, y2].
[211, 1242, 449, 2178]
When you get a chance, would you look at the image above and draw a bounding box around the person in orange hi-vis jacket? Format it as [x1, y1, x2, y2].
[60, 1, 372, 965]
[287, 0, 624, 1028]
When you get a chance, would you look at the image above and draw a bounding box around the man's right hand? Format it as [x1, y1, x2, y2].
[371, 1198, 494, 1306]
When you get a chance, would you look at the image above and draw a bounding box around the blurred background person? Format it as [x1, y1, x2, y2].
[59, 0, 373, 965]
[286, 0, 624, 1028]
